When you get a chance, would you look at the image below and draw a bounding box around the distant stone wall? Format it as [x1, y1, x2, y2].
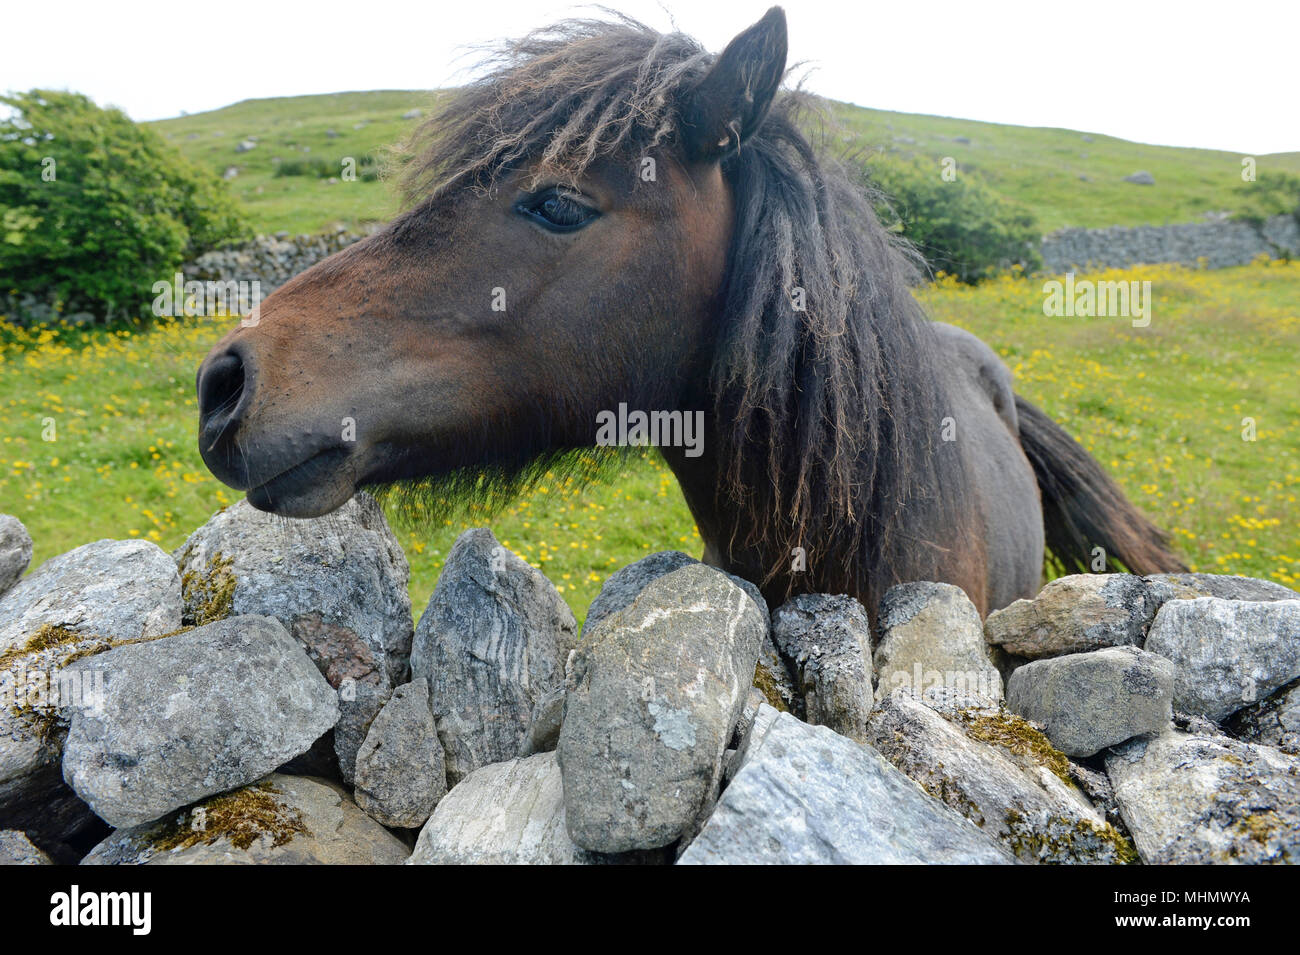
[183, 228, 372, 295]
[1040, 213, 1300, 273]
[7, 213, 1300, 327]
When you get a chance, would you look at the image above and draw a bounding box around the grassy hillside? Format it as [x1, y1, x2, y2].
[3, 260, 1296, 625]
[149, 90, 1300, 235]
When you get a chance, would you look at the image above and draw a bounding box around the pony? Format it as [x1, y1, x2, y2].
[194, 7, 1184, 620]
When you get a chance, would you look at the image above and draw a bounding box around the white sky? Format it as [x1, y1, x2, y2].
[3, 0, 1294, 154]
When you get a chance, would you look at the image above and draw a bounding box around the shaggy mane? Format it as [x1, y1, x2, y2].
[394, 14, 963, 601]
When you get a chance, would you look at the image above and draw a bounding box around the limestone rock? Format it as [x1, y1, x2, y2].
[62, 616, 338, 828]
[0, 515, 33, 595]
[1147, 573, 1299, 603]
[1226, 679, 1299, 755]
[770, 593, 874, 739]
[1106, 731, 1300, 864]
[865, 691, 1134, 863]
[173, 494, 413, 782]
[875, 582, 1002, 701]
[412, 528, 576, 784]
[558, 564, 765, 853]
[409, 752, 663, 865]
[984, 574, 1166, 660]
[1144, 597, 1300, 721]
[679, 706, 1014, 864]
[0, 829, 52, 864]
[0, 539, 181, 652]
[1006, 646, 1174, 757]
[82, 775, 409, 864]
[354, 680, 446, 829]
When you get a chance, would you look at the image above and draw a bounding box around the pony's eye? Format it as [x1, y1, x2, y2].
[517, 189, 599, 232]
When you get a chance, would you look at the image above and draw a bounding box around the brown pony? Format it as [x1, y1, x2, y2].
[194, 8, 1183, 618]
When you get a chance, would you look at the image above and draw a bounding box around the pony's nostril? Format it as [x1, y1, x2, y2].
[199, 351, 247, 425]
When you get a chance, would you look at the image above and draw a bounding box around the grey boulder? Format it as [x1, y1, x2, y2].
[354, 680, 447, 829]
[770, 593, 874, 739]
[983, 574, 1167, 660]
[679, 705, 1014, 864]
[62, 615, 338, 828]
[865, 691, 1134, 863]
[409, 752, 663, 865]
[82, 774, 409, 864]
[1006, 646, 1174, 757]
[582, 550, 768, 637]
[0, 514, 33, 595]
[1147, 573, 1299, 603]
[0, 539, 181, 652]
[412, 528, 577, 784]
[1144, 597, 1300, 721]
[1107, 730, 1300, 864]
[1227, 679, 1299, 755]
[875, 582, 1002, 701]
[0, 829, 51, 864]
[558, 564, 765, 853]
[173, 494, 413, 783]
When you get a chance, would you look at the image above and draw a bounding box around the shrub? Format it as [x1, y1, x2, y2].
[861, 156, 1042, 283]
[273, 155, 382, 181]
[1232, 171, 1300, 229]
[0, 89, 251, 322]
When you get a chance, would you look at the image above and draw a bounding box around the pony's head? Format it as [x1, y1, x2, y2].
[196, 7, 944, 601]
[196, 9, 789, 518]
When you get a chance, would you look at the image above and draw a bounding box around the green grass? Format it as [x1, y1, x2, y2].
[149, 90, 1300, 236]
[2, 260, 1296, 627]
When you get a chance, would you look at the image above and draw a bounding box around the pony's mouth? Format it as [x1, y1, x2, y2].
[244, 447, 357, 517]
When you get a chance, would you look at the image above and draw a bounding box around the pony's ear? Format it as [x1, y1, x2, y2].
[680, 6, 788, 162]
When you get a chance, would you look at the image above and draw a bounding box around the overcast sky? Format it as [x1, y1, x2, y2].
[3, 0, 1294, 154]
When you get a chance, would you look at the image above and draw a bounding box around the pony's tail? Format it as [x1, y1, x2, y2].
[1015, 394, 1187, 575]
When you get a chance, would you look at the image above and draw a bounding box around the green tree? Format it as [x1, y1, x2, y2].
[1233, 170, 1300, 229]
[0, 89, 250, 321]
[863, 156, 1041, 283]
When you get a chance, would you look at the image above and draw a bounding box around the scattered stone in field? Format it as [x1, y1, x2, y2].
[1106, 731, 1300, 864]
[82, 775, 409, 865]
[0, 829, 51, 864]
[409, 752, 665, 865]
[173, 494, 413, 782]
[62, 616, 338, 828]
[875, 582, 1002, 701]
[983, 574, 1166, 660]
[1226, 678, 1299, 755]
[401, 109, 422, 119]
[1006, 646, 1174, 757]
[866, 691, 1134, 863]
[1123, 170, 1155, 185]
[354, 681, 446, 829]
[0, 515, 33, 595]
[770, 593, 873, 739]
[0, 539, 181, 652]
[679, 706, 1014, 864]
[235, 139, 257, 152]
[558, 564, 765, 853]
[412, 528, 576, 784]
[1144, 597, 1300, 722]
